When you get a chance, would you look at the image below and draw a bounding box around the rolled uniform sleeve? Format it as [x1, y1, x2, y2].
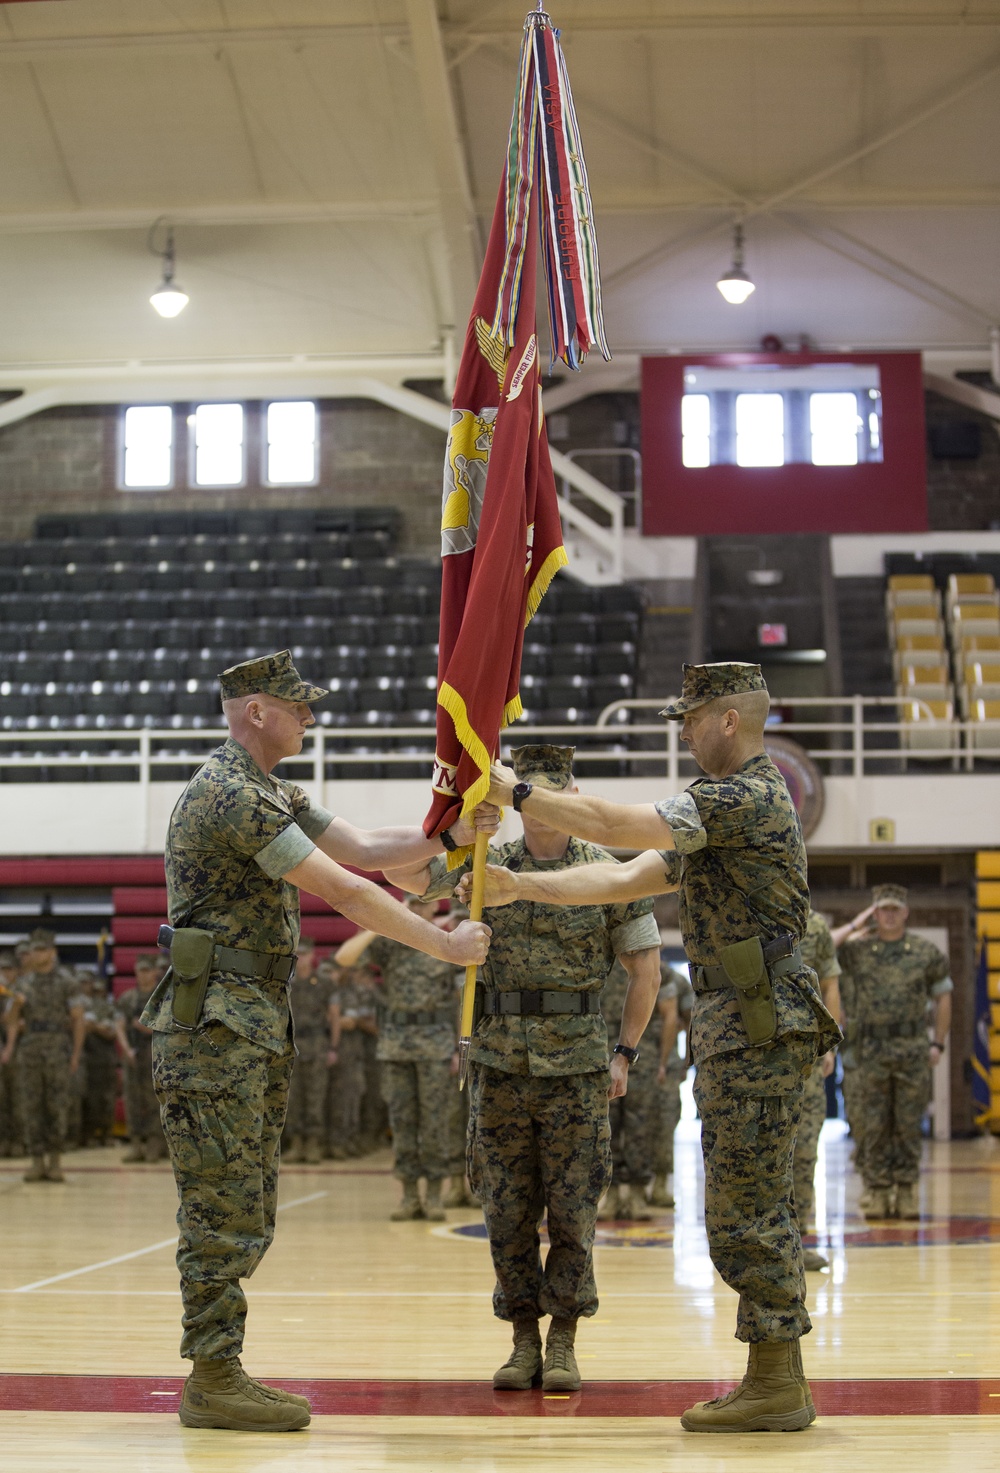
[610, 911, 660, 956]
[654, 793, 706, 854]
[218, 781, 335, 880]
[930, 976, 953, 998]
[420, 851, 471, 902]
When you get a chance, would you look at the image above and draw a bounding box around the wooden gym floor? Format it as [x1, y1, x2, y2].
[2, 1115, 1000, 1470]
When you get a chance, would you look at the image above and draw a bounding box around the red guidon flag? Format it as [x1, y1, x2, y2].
[423, 10, 608, 856]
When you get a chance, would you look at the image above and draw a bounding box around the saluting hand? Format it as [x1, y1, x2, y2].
[446, 920, 492, 966]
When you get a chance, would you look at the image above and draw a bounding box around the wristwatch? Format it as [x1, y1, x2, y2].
[512, 781, 533, 812]
[439, 827, 458, 853]
[930, 1039, 945, 1052]
[613, 1043, 640, 1066]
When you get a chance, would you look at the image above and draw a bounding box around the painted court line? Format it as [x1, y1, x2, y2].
[12, 1190, 328, 1293]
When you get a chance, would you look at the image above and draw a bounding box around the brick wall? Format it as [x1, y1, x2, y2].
[924, 389, 1000, 531]
[0, 398, 447, 553]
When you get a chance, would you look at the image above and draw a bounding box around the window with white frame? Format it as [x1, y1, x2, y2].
[809, 391, 861, 465]
[192, 403, 244, 487]
[736, 392, 785, 467]
[265, 400, 318, 485]
[122, 405, 173, 488]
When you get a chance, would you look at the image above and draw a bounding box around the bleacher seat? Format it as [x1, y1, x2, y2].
[900, 698, 958, 754]
[894, 633, 947, 674]
[900, 664, 952, 703]
[970, 699, 1000, 752]
[947, 573, 997, 612]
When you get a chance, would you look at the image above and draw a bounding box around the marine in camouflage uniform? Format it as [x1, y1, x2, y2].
[792, 912, 842, 1267]
[480, 665, 842, 1432]
[0, 950, 22, 1157]
[418, 745, 661, 1394]
[283, 938, 335, 1165]
[651, 962, 693, 1208]
[118, 954, 168, 1162]
[0, 929, 85, 1181]
[600, 957, 662, 1220]
[336, 899, 460, 1218]
[326, 964, 376, 1157]
[837, 884, 952, 1221]
[79, 972, 122, 1147]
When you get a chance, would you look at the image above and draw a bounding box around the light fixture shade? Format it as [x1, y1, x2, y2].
[150, 281, 189, 318]
[716, 269, 755, 305]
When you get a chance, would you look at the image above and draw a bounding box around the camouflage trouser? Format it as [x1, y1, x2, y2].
[653, 1060, 687, 1175]
[380, 1058, 452, 1182]
[447, 1071, 469, 1178]
[327, 1036, 366, 1150]
[841, 1065, 867, 1173]
[124, 1048, 165, 1143]
[153, 1020, 294, 1362]
[791, 1060, 827, 1229]
[694, 1034, 816, 1343]
[362, 1033, 388, 1146]
[284, 1047, 329, 1143]
[82, 1038, 119, 1143]
[609, 1049, 657, 1186]
[468, 1064, 612, 1323]
[16, 1037, 72, 1156]
[0, 1058, 21, 1153]
[858, 1040, 930, 1190]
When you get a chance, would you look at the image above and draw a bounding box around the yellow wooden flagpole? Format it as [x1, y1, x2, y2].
[457, 828, 489, 1090]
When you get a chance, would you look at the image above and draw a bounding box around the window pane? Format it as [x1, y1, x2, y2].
[123, 405, 173, 488]
[194, 403, 244, 487]
[267, 400, 317, 485]
[810, 392, 859, 466]
[681, 394, 710, 468]
[736, 393, 784, 467]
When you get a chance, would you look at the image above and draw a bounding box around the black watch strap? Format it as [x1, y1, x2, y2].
[440, 827, 458, 853]
[512, 781, 533, 812]
[613, 1043, 640, 1065]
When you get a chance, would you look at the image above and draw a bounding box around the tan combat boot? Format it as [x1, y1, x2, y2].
[122, 1142, 146, 1164]
[282, 1136, 305, 1164]
[423, 1180, 446, 1222]
[236, 1362, 312, 1411]
[493, 1317, 542, 1390]
[303, 1139, 323, 1165]
[144, 1137, 165, 1163]
[648, 1172, 674, 1209]
[597, 1187, 619, 1220]
[861, 1188, 892, 1221]
[23, 1156, 46, 1182]
[390, 1180, 424, 1221]
[179, 1358, 310, 1430]
[802, 1248, 828, 1272]
[542, 1317, 581, 1392]
[628, 1185, 653, 1222]
[443, 1177, 473, 1208]
[894, 1183, 919, 1220]
[44, 1153, 65, 1182]
[680, 1340, 813, 1433]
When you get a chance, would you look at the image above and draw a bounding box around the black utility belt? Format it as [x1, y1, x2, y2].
[158, 926, 294, 984]
[860, 1020, 924, 1042]
[480, 988, 601, 1017]
[380, 1006, 455, 1027]
[691, 934, 800, 995]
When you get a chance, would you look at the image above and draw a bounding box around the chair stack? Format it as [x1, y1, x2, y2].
[949, 574, 1000, 753]
[886, 574, 955, 753]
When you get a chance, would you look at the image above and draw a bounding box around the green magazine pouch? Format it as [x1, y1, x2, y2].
[169, 927, 216, 1031]
[720, 936, 777, 1047]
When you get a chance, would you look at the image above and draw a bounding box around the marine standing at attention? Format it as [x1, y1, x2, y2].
[464, 666, 841, 1433]
[792, 911, 842, 1271]
[141, 650, 493, 1434]
[389, 745, 662, 1395]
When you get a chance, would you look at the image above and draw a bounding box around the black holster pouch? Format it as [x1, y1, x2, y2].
[169, 927, 216, 1031]
[720, 936, 777, 1047]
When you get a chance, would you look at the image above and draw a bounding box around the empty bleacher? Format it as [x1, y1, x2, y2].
[0, 509, 644, 777]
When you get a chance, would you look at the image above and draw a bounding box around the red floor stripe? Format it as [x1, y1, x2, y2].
[2, 1375, 999, 1417]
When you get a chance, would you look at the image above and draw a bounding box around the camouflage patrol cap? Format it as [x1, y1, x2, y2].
[510, 744, 575, 789]
[659, 662, 767, 719]
[872, 883, 908, 908]
[218, 649, 328, 704]
[27, 927, 56, 948]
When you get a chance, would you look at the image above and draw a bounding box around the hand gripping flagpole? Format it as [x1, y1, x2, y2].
[457, 829, 489, 1091]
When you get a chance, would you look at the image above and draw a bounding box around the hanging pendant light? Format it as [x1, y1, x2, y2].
[148, 219, 190, 318]
[716, 222, 755, 305]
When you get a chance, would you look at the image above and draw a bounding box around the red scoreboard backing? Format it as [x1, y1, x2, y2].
[640, 351, 927, 536]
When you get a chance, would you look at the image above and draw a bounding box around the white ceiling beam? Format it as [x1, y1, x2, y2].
[403, 0, 481, 329]
[0, 202, 439, 234]
[457, 10, 1000, 37]
[924, 373, 1000, 423]
[0, 24, 409, 56]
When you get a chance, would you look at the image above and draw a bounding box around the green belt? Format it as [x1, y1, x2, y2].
[212, 945, 295, 984]
[481, 989, 602, 1017]
[692, 948, 802, 994]
[381, 1006, 455, 1027]
[860, 1020, 924, 1041]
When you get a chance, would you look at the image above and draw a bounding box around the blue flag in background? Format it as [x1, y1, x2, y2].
[972, 939, 993, 1129]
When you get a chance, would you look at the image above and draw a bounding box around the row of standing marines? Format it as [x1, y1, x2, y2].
[5, 649, 953, 1436]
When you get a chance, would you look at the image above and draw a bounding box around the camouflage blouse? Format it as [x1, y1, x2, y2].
[143, 737, 334, 1053]
[368, 936, 460, 1063]
[14, 968, 81, 1047]
[656, 753, 835, 1064]
[424, 837, 659, 1077]
[838, 931, 951, 1045]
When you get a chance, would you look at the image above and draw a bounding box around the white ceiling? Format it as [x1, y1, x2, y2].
[0, 0, 997, 388]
